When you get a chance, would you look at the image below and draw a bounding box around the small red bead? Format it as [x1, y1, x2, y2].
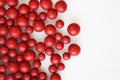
[29, 0, 39, 10]
[19, 61, 30, 73]
[45, 47, 54, 56]
[0, 16, 6, 25]
[38, 53, 45, 61]
[6, 7, 18, 19]
[58, 63, 65, 71]
[0, 72, 6, 80]
[49, 64, 57, 73]
[28, 11, 37, 21]
[18, 4, 29, 15]
[62, 36, 70, 44]
[25, 26, 33, 34]
[50, 54, 61, 65]
[55, 1, 67, 13]
[62, 52, 71, 60]
[55, 20, 64, 28]
[40, 0, 52, 10]
[8, 49, 17, 58]
[6, 38, 17, 49]
[0, 64, 6, 73]
[39, 72, 47, 80]
[0, 25, 8, 36]
[36, 42, 45, 53]
[16, 54, 23, 62]
[33, 20, 45, 32]
[27, 38, 36, 47]
[33, 59, 41, 68]
[0, 36, 6, 45]
[30, 68, 39, 77]
[67, 23, 80, 36]
[1, 55, 10, 63]
[6, 0, 18, 7]
[23, 73, 30, 80]
[54, 32, 62, 41]
[0, 0, 5, 7]
[24, 50, 36, 62]
[68, 44, 81, 56]
[50, 73, 61, 80]
[45, 24, 56, 35]
[0, 7, 6, 17]
[6, 19, 14, 26]
[20, 33, 29, 41]
[17, 41, 27, 52]
[39, 12, 47, 20]
[9, 25, 22, 38]
[6, 74, 15, 80]
[47, 8, 58, 19]
[16, 15, 28, 28]
[0, 46, 8, 55]
[7, 61, 19, 73]
[44, 35, 55, 47]
[15, 71, 23, 79]
[55, 41, 64, 50]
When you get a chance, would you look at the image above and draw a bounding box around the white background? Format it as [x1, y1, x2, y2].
[20, 0, 120, 80]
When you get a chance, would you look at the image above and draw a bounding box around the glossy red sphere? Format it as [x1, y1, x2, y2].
[6, 19, 14, 26]
[55, 1, 67, 13]
[19, 61, 30, 73]
[62, 36, 70, 44]
[23, 73, 30, 80]
[62, 52, 71, 60]
[25, 26, 33, 34]
[17, 41, 27, 52]
[67, 23, 80, 36]
[7, 74, 15, 80]
[6, 38, 17, 49]
[45, 24, 56, 35]
[6, 0, 18, 7]
[39, 72, 47, 80]
[33, 20, 45, 32]
[15, 71, 23, 79]
[44, 35, 55, 47]
[24, 50, 36, 62]
[0, 64, 6, 73]
[0, 36, 6, 45]
[50, 73, 61, 80]
[55, 20, 64, 28]
[0, 25, 8, 36]
[33, 59, 41, 68]
[6, 7, 18, 19]
[18, 4, 29, 15]
[1, 55, 10, 63]
[29, 0, 39, 10]
[49, 64, 57, 73]
[54, 33, 62, 41]
[38, 53, 45, 61]
[8, 49, 17, 58]
[47, 8, 58, 19]
[16, 54, 23, 62]
[58, 63, 65, 71]
[7, 61, 19, 73]
[36, 42, 45, 53]
[45, 47, 54, 56]
[0, 7, 6, 17]
[20, 33, 29, 41]
[0, 16, 6, 25]
[30, 68, 39, 77]
[9, 25, 21, 38]
[55, 41, 64, 50]
[50, 54, 61, 65]
[28, 11, 37, 21]
[40, 0, 52, 10]
[68, 44, 81, 56]
[0, 0, 5, 7]
[0, 73, 5, 80]
[39, 12, 47, 20]
[0, 46, 8, 55]
[27, 38, 36, 47]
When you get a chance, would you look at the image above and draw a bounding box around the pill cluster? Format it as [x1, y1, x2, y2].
[0, 0, 81, 80]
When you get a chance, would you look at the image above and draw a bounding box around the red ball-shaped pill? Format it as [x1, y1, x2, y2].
[8, 49, 17, 58]
[1, 55, 10, 63]
[18, 4, 29, 15]
[17, 41, 27, 52]
[27, 38, 36, 47]
[39, 72, 47, 80]
[62, 36, 70, 44]
[58, 63, 65, 71]
[0, 25, 8, 36]
[45, 24, 56, 35]
[6, 74, 15, 80]
[45, 47, 54, 56]
[0, 73, 6, 80]
[39, 12, 47, 20]
[29, 0, 39, 10]
[50, 73, 61, 80]
[15, 71, 23, 79]
[16, 54, 23, 62]
[49, 64, 57, 73]
[0, 36, 6, 45]
[68, 44, 81, 56]
[55, 20, 64, 28]
[25, 26, 33, 34]
[47, 8, 58, 19]
[28, 11, 37, 21]
[36, 42, 45, 53]
[62, 52, 71, 60]
[6, 0, 18, 7]
[0, 64, 6, 73]
[55, 41, 64, 50]
[0, 7, 6, 17]
[30, 68, 39, 77]
[19, 61, 30, 73]
[40, 0, 52, 10]
[33, 59, 41, 68]
[67, 23, 80, 36]
[0, 0, 5, 7]
[44, 35, 55, 47]
[50, 54, 61, 65]
[38, 53, 45, 61]
[6, 38, 17, 49]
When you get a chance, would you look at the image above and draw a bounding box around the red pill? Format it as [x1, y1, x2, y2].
[6, 19, 14, 26]
[0, 73, 6, 80]
[29, 0, 39, 10]
[6, 0, 18, 7]
[62, 36, 70, 44]
[18, 4, 29, 15]
[0, 0, 5, 7]
[0, 46, 8, 55]
[9, 25, 21, 38]
[16, 54, 23, 62]
[15, 71, 23, 79]
[17, 41, 27, 52]
[54, 32, 62, 41]
[45, 24, 56, 35]
[1, 55, 10, 63]
[33, 59, 41, 68]
[50, 73, 61, 80]
[36, 42, 45, 53]
[0, 64, 6, 73]
[55, 1, 67, 13]
[45, 47, 54, 56]
[49, 64, 57, 73]
[39, 12, 47, 20]
[39, 72, 47, 80]
[6, 74, 15, 80]
[30, 68, 39, 77]
[40, 0, 52, 10]
[0, 36, 6, 45]
[44, 35, 55, 47]
[6, 7, 18, 19]
[50, 54, 61, 65]
[31, 77, 38, 80]
[7, 61, 19, 73]
[28, 11, 37, 21]
[0, 7, 6, 17]
[23, 73, 30, 80]
[55, 20, 64, 28]
[33, 20, 45, 32]
[0, 16, 6, 24]
[16, 15, 28, 28]
[38, 53, 45, 61]
[0, 25, 8, 36]
[47, 8, 58, 19]
[25, 26, 33, 34]
[27, 38, 36, 47]
[67, 23, 80, 36]
[8, 49, 17, 58]
[19, 61, 30, 73]
[24, 50, 36, 62]
[62, 52, 71, 60]
[20, 33, 29, 41]
[58, 63, 65, 71]
[6, 38, 17, 49]
[68, 44, 81, 56]
[55, 41, 64, 50]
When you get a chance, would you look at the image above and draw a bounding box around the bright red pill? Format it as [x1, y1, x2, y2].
[45, 47, 54, 56]
[15, 71, 23, 79]
[8, 49, 17, 58]
[55, 20, 64, 28]
[39, 72, 47, 80]
[0, 73, 5, 80]
[49, 64, 57, 73]
[0, 64, 6, 73]
[6, 0, 18, 7]
[6, 19, 14, 26]
[62, 52, 71, 60]
[38, 53, 45, 61]
[39, 12, 47, 20]
[28, 11, 37, 21]
[17, 41, 27, 52]
[67, 23, 80, 36]
[55, 41, 64, 50]
[30, 68, 39, 77]
[25, 26, 33, 34]
[50, 73, 61, 80]
[6, 38, 17, 49]
[0, 7, 6, 17]
[0, 46, 8, 55]
[0, 0, 5, 7]
[33, 59, 41, 68]
[45, 24, 56, 35]
[44, 35, 55, 47]
[19, 61, 30, 73]
[7, 74, 15, 80]
[50, 54, 61, 65]
[62, 36, 70, 44]
[27, 38, 36, 47]
[18, 4, 29, 15]
[47, 8, 58, 19]
[29, 0, 39, 10]
[23, 73, 30, 80]
[0, 25, 8, 36]
[16, 54, 23, 62]
[20, 33, 29, 41]
[58, 63, 65, 71]
[68, 44, 81, 56]
[1, 55, 10, 63]
[54, 32, 62, 41]
[36, 42, 45, 53]
[0, 36, 6, 45]
[40, 0, 52, 10]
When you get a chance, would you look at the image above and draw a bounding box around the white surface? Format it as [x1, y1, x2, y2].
[20, 0, 120, 80]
